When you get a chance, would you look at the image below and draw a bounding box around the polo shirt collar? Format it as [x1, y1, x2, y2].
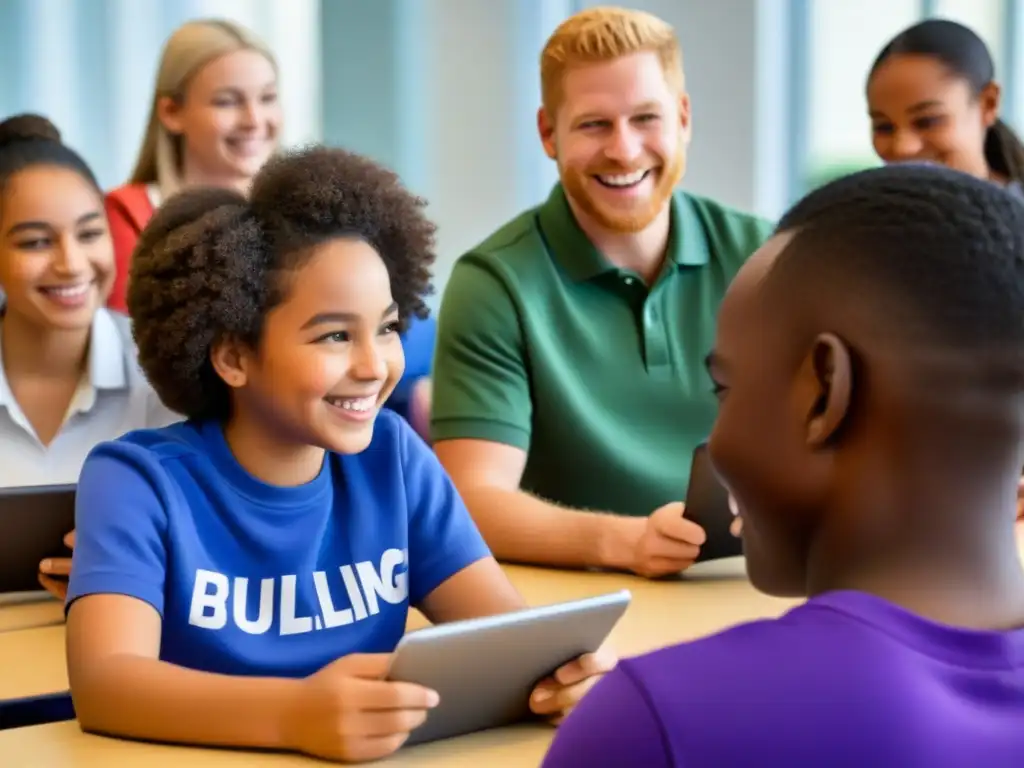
[537, 182, 710, 282]
[0, 308, 130, 416]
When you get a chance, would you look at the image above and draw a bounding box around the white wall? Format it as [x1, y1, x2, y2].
[416, 0, 574, 286]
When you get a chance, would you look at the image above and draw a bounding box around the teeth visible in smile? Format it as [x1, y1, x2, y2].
[597, 170, 650, 187]
[42, 283, 88, 298]
[326, 396, 376, 412]
[226, 138, 267, 156]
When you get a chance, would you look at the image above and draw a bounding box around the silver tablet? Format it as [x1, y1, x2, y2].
[388, 589, 631, 747]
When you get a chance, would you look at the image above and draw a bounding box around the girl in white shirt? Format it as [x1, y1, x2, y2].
[0, 114, 179, 596]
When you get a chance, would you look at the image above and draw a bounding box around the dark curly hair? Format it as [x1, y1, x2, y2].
[127, 146, 437, 421]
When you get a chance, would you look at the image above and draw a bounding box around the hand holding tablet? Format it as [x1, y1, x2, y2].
[386, 590, 630, 747]
[281, 653, 440, 764]
[38, 528, 75, 600]
[284, 591, 629, 761]
[527, 644, 618, 725]
[0, 484, 76, 595]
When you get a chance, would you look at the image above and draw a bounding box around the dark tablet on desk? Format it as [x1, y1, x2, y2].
[0, 484, 75, 594]
[685, 442, 744, 563]
[388, 589, 631, 747]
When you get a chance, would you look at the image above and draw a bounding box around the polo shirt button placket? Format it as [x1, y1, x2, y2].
[643, 294, 670, 378]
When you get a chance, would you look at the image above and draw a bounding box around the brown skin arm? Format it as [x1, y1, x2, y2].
[68, 561, 610, 746]
[65, 561, 523, 754]
[433, 439, 644, 571]
[417, 558, 528, 623]
[67, 595, 303, 750]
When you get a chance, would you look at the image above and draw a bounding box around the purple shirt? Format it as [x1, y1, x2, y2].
[543, 591, 1024, 767]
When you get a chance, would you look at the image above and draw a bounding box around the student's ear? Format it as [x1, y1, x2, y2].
[678, 92, 692, 142]
[156, 95, 186, 135]
[801, 332, 853, 448]
[210, 336, 254, 390]
[979, 81, 1001, 128]
[537, 107, 557, 160]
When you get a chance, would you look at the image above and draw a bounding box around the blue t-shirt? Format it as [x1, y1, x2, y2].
[67, 410, 491, 678]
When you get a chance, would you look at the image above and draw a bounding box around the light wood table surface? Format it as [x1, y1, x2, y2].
[3, 528, 1022, 767]
[0, 593, 66, 702]
[0, 624, 65, 701]
[0, 556, 794, 766]
[0, 592, 63, 633]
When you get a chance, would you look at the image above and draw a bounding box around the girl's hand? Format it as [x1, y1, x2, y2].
[283, 653, 439, 763]
[39, 529, 75, 600]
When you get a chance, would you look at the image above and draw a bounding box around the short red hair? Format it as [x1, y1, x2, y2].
[539, 7, 684, 117]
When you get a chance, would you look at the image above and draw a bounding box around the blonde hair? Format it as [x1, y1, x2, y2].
[129, 19, 277, 199]
[540, 7, 683, 116]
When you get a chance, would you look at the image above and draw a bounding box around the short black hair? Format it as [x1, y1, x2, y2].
[869, 19, 1024, 184]
[127, 146, 437, 422]
[0, 114, 101, 199]
[771, 163, 1024, 355]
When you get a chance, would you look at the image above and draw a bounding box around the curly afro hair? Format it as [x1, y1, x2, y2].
[127, 146, 437, 422]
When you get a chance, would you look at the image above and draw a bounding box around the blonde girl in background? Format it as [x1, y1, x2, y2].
[104, 19, 281, 313]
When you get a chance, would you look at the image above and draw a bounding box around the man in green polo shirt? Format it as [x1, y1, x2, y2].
[431, 7, 772, 578]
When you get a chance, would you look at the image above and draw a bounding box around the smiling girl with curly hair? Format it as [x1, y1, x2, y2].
[63, 146, 614, 763]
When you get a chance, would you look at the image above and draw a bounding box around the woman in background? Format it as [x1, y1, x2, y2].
[0, 114, 179, 597]
[104, 18, 281, 312]
[866, 19, 1024, 193]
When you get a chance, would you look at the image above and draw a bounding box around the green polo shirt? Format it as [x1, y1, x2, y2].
[431, 183, 772, 517]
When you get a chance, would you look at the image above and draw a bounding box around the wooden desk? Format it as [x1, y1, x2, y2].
[0, 594, 63, 633]
[0, 557, 792, 766]
[0, 594, 66, 702]
[7, 528, 1023, 767]
[0, 625, 65, 701]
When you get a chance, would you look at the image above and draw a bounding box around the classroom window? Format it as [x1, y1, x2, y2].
[795, 0, 1018, 197]
[802, 0, 922, 194]
[928, 0, 1007, 76]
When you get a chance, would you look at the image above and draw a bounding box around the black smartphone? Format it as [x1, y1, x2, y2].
[684, 442, 743, 563]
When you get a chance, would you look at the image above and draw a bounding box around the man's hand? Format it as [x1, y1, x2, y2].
[729, 495, 743, 537]
[38, 529, 75, 600]
[628, 502, 706, 578]
[528, 646, 617, 725]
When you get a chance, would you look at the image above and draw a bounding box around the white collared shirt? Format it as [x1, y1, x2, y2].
[0, 308, 181, 487]
[145, 183, 162, 209]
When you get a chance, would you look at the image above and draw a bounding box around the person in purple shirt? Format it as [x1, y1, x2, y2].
[64, 147, 614, 764]
[543, 164, 1024, 767]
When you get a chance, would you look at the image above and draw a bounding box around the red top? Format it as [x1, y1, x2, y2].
[104, 183, 155, 313]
